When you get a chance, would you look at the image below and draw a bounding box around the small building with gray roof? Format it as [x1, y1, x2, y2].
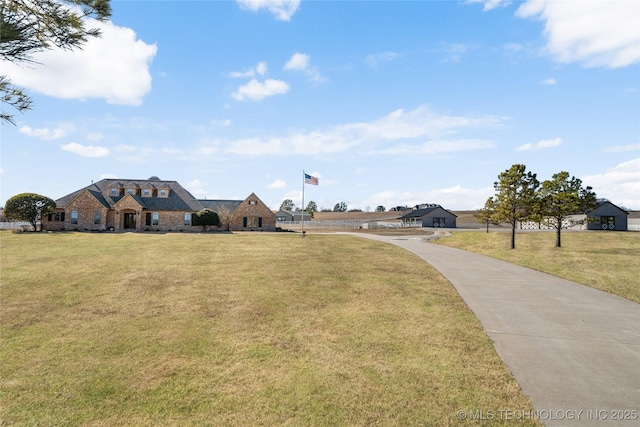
[400, 205, 457, 228]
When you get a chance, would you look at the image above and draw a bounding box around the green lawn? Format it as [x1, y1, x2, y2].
[434, 230, 640, 304]
[0, 231, 540, 426]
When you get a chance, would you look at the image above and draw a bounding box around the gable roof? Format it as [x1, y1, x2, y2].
[587, 200, 629, 216]
[199, 200, 243, 212]
[400, 205, 457, 219]
[55, 178, 204, 212]
[275, 210, 295, 217]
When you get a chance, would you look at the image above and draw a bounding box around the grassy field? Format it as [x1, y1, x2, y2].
[433, 230, 640, 304]
[1, 231, 540, 426]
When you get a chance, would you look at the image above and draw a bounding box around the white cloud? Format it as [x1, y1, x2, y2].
[87, 132, 104, 141]
[226, 106, 505, 156]
[232, 78, 290, 101]
[436, 43, 473, 64]
[516, 0, 640, 68]
[236, 0, 300, 21]
[19, 124, 73, 140]
[161, 147, 184, 155]
[114, 144, 137, 152]
[186, 179, 209, 196]
[284, 53, 309, 71]
[604, 143, 640, 153]
[502, 43, 524, 53]
[516, 137, 563, 151]
[540, 78, 557, 85]
[365, 51, 401, 68]
[1, 20, 156, 105]
[195, 146, 219, 157]
[284, 53, 324, 82]
[230, 70, 256, 79]
[379, 139, 496, 155]
[581, 158, 640, 209]
[467, 0, 511, 12]
[61, 142, 110, 158]
[268, 179, 287, 189]
[232, 62, 269, 78]
[256, 62, 268, 75]
[211, 118, 232, 127]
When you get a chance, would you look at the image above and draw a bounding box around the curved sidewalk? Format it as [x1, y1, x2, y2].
[350, 233, 640, 426]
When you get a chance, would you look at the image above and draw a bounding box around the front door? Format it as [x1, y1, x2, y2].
[124, 213, 137, 229]
[601, 216, 615, 230]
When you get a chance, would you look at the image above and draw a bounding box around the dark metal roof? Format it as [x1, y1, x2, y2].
[400, 206, 457, 219]
[587, 201, 629, 215]
[275, 210, 310, 220]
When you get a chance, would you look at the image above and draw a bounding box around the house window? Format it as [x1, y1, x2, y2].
[143, 189, 151, 197]
[94, 211, 102, 224]
[152, 212, 159, 226]
[243, 217, 262, 228]
[184, 213, 191, 226]
[47, 212, 63, 222]
[110, 188, 118, 196]
[249, 200, 257, 205]
[127, 188, 135, 195]
[159, 189, 167, 197]
[70, 210, 78, 224]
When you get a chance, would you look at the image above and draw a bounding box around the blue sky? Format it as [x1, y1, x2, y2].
[2, 0, 639, 211]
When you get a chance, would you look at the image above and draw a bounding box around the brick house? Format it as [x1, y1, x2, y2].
[42, 176, 276, 232]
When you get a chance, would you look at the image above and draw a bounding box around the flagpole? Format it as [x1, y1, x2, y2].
[301, 170, 305, 236]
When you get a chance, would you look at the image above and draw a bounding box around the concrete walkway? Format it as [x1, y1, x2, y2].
[349, 233, 640, 426]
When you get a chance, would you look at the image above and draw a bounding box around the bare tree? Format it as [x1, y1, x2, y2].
[215, 206, 234, 231]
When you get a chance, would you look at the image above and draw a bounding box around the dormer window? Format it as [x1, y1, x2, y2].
[159, 189, 168, 197]
[142, 189, 151, 197]
[127, 188, 135, 195]
[110, 188, 118, 196]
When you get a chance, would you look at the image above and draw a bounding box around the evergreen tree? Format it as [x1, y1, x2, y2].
[491, 164, 539, 249]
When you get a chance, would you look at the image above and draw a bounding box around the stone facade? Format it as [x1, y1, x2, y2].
[45, 189, 109, 231]
[41, 177, 276, 232]
[229, 193, 277, 231]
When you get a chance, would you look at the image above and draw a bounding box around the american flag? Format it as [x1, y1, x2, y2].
[304, 173, 319, 185]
